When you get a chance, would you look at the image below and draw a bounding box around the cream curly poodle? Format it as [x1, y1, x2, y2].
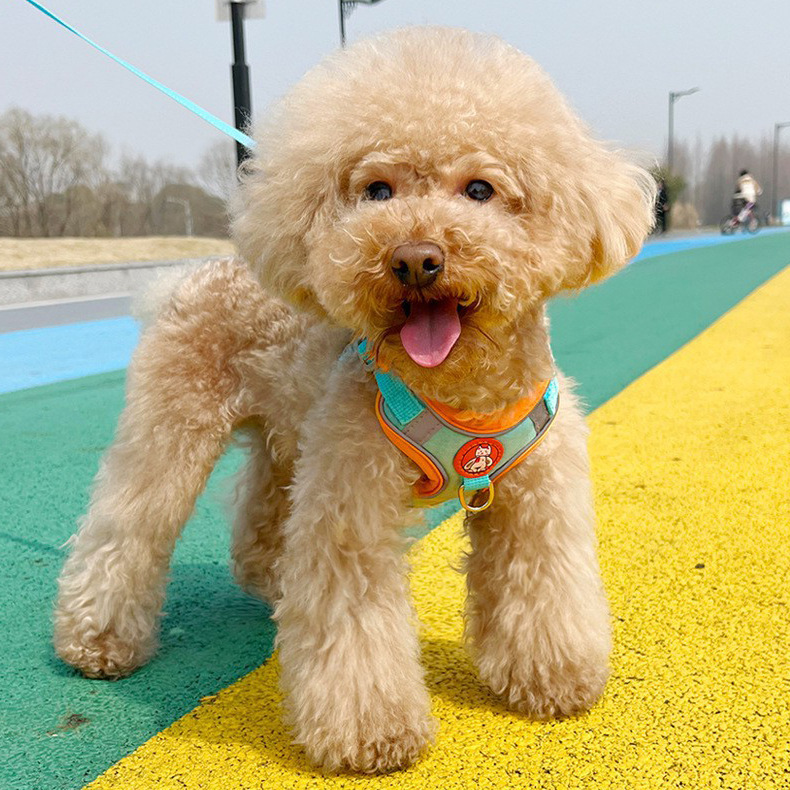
[54, 27, 655, 774]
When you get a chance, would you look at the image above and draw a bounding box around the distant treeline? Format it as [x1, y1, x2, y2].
[0, 108, 236, 238]
[2, 107, 789, 236]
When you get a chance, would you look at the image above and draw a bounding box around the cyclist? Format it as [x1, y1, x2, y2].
[732, 169, 762, 218]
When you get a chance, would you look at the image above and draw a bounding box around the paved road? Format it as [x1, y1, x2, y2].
[0, 293, 132, 333]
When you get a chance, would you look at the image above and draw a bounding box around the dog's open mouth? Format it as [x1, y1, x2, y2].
[399, 298, 463, 368]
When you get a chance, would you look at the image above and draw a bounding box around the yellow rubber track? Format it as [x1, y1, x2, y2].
[88, 268, 790, 789]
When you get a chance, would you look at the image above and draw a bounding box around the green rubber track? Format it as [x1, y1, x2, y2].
[1, 232, 788, 790]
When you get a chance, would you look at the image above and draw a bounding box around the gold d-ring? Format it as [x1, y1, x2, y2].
[459, 482, 495, 513]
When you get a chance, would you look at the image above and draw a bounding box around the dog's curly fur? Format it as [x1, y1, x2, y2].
[54, 28, 655, 774]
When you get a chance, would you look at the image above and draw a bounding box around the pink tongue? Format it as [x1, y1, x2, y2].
[400, 299, 461, 368]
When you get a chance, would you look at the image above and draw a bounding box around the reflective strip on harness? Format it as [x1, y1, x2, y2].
[375, 392, 448, 498]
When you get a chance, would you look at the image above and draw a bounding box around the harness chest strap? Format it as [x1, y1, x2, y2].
[355, 343, 559, 512]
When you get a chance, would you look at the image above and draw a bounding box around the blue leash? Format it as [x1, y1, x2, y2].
[23, 0, 257, 150]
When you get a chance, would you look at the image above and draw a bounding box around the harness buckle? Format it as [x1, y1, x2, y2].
[459, 481, 495, 513]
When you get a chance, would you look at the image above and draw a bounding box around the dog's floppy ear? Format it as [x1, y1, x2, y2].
[554, 149, 656, 291]
[232, 46, 365, 315]
[232, 151, 339, 315]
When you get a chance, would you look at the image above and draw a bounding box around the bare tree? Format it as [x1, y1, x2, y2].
[0, 108, 108, 236]
[0, 108, 234, 238]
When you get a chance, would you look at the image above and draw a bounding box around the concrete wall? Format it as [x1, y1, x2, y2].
[0, 257, 221, 306]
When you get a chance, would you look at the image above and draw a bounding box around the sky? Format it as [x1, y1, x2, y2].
[2, 0, 789, 170]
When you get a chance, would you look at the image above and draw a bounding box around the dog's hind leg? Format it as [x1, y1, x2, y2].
[54, 260, 267, 678]
[464, 385, 612, 719]
[230, 425, 291, 605]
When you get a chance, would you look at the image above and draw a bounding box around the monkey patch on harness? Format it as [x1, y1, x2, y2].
[355, 342, 559, 512]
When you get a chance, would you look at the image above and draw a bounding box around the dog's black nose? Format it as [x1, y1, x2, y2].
[390, 242, 445, 288]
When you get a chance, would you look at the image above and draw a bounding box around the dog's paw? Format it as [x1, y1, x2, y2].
[302, 708, 435, 774]
[480, 655, 610, 719]
[54, 615, 156, 679]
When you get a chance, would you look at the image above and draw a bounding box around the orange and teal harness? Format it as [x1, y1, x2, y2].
[356, 342, 559, 512]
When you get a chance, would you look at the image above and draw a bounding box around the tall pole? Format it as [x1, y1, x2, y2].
[667, 87, 700, 175]
[339, 0, 347, 47]
[668, 93, 675, 174]
[338, 1, 385, 48]
[772, 122, 790, 223]
[230, 1, 252, 167]
[166, 198, 193, 236]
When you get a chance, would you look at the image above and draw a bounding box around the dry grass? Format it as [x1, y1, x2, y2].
[0, 237, 236, 272]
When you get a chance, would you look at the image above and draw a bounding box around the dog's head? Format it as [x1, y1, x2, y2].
[233, 27, 655, 384]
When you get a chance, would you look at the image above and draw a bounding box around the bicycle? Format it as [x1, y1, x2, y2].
[720, 202, 760, 235]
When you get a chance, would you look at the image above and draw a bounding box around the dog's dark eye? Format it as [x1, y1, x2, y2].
[464, 180, 494, 202]
[365, 181, 393, 201]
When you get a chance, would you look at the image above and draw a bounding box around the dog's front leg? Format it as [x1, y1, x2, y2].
[274, 362, 434, 773]
[464, 398, 612, 718]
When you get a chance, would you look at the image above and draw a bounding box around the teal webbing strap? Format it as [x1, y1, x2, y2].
[462, 474, 491, 491]
[23, 0, 257, 150]
[374, 371, 425, 424]
[356, 340, 424, 424]
[544, 377, 559, 416]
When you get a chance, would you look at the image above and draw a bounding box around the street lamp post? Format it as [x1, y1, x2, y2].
[667, 87, 700, 174]
[771, 121, 790, 224]
[229, 1, 252, 168]
[338, 0, 386, 47]
[166, 198, 193, 237]
[216, 0, 265, 168]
